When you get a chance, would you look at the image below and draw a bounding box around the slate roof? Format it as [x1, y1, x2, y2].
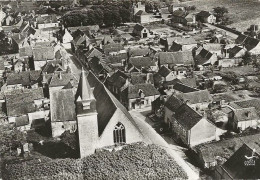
[50, 89, 76, 122]
[6, 88, 44, 117]
[228, 46, 243, 57]
[159, 51, 194, 65]
[158, 66, 171, 77]
[197, 11, 212, 18]
[170, 37, 197, 45]
[174, 103, 203, 130]
[85, 48, 103, 60]
[176, 90, 213, 104]
[220, 144, 260, 179]
[42, 60, 63, 74]
[86, 71, 144, 137]
[164, 95, 184, 112]
[127, 83, 160, 99]
[235, 35, 260, 51]
[106, 70, 128, 88]
[129, 56, 156, 68]
[172, 82, 199, 93]
[133, 24, 145, 32]
[194, 48, 213, 65]
[88, 57, 104, 75]
[12, 33, 26, 45]
[135, 10, 149, 16]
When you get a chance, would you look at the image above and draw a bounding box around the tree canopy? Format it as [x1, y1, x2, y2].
[62, 2, 132, 27]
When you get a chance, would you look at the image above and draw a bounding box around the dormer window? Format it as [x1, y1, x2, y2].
[138, 89, 145, 98]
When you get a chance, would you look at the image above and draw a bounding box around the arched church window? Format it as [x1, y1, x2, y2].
[113, 122, 126, 144]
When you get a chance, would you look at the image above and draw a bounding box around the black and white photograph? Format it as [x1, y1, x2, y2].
[0, 0, 259, 179]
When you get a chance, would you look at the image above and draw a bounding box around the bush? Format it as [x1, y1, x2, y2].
[4, 143, 188, 180]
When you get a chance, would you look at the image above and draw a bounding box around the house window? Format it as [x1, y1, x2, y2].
[113, 122, 126, 144]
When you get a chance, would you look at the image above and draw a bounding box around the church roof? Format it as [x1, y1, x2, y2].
[77, 68, 94, 101]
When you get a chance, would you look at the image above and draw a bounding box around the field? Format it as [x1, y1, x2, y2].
[182, 0, 260, 32]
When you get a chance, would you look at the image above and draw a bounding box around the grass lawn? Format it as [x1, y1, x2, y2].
[182, 0, 260, 31]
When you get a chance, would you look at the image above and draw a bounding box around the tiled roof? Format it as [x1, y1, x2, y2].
[85, 48, 103, 60]
[197, 11, 212, 18]
[165, 95, 184, 112]
[228, 46, 243, 57]
[172, 82, 199, 93]
[220, 144, 260, 179]
[19, 46, 33, 57]
[172, 10, 187, 17]
[159, 51, 194, 65]
[42, 60, 63, 74]
[106, 53, 128, 64]
[158, 66, 171, 77]
[130, 73, 154, 85]
[129, 56, 156, 68]
[49, 73, 78, 87]
[50, 89, 76, 122]
[6, 71, 41, 86]
[177, 90, 212, 104]
[127, 83, 160, 99]
[194, 48, 213, 65]
[233, 107, 259, 122]
[230, 98, 260, 116]
[5, 88, 44, 117]
[174, 103, 203, 130]
[12, 33, 26, 45]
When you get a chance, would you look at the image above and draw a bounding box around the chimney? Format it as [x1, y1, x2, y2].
[19, 34, 21, 39]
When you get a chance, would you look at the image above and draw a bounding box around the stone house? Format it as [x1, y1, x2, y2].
[194, 48, 218, 70]
[196, 11, 216, 24]
[121, 83, 160, 110]
[157, 51, 194, 69]
[133, 24, 150, 38]
[134, 10, 151, 24]
[164, 95, 217, 147]
[176, 89, 213, 111]
[169, 37, 197, 52]
[227, 99, 260, 131]
[171, 10, 196, 26]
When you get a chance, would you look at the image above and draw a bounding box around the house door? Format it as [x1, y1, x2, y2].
[132, 102, 135, 109]
[143, 33, 147, 38]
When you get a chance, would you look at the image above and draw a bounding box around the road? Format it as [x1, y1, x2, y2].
[130, 110, 200, 180]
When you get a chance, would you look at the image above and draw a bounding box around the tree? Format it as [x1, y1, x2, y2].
[145, 1, 154, 13]
[213, 6, 228, 22]
[242, 51, 253, 65]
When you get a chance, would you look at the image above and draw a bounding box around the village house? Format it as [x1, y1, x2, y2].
[226, 99, 260, 131]
[218, 58, 243, 68]
[164, 95, 217, 147]
[215, 144, 260, 179]
[228, 45, 246, 58]
[133, 24, 150, 39]
[5, 88, 47, 130]
[194, 48, 218, 70]
[235, 34, 260, 55]
[176, 89, 213, 111]
[161, 77, 197, 90]
[171, 10, 196, 26]
[202, 43, 223, 57]
[61, 28, 73, 44]
[165, 82, 199, 96]
[35, 14, 59, 29]
[32, 45, 56, 70]
[133, 2, 150, 24]
[103, 43, 124, 55]
[169, 37, 197, 52]
[85, 47, 103, 63]
[5, 71, 42, 90]
[121, 83, 160, 110]
[129, 56, 157, 72]
[11, 34, 29, 53]
[157, 51, 194, 69]
[156, 66, 176, 82]
[48, 72, 78, 92]
[196, 11, 216, 24]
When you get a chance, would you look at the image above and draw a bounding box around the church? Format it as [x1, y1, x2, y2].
[50, 69, 147, 158]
